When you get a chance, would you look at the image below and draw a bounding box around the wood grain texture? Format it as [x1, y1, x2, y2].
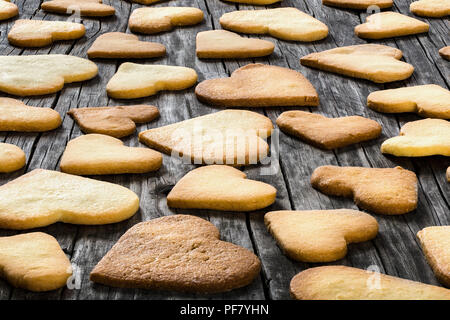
[0, 0, 448, 300]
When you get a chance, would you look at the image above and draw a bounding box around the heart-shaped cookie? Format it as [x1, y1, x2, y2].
[410, 0, 450, 18]
[196, 30, 274, 59]
[355, 12, 429, 39]
[0, 169, 139, 230]
[381, 119, 450, 157]
[276, 111, 381, 149]
[300, 44, 414, 83]
[417, 226, 450, 287]
[0, 0, 18, 20]
[368, 85, 450, 119]
[90, 214, 261, 293]
[265, 209, 378, 262]
[0, 143, 26, 173]
[139, 110, 273, 165]
[87, 32, 166, 59]
[0, 98, 62, 132]
[67, 105, 159, 138]
[290, 266, 450, 300]
[311, 165, 418, 215]
[0, 55, 98, 96]
[440, 46, 450, 60]
[167, 165, 276, 211]
[60, 134, 162, 175]
[41, 0, 115, 17]
[0, 232, 72, 292]
[322, 0, 393, 9]
[8, 19, 85, 48]
[129, 7, 204, 34]
[106, 63, 198, 99]
[195, 64, 319, 107]
[220, 8, 328, 41]
[225, 0, 281, 4]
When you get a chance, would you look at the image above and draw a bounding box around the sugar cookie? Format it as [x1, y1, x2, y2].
[410, 0, 450, 18]
[311, 165, 418, 215]
[41, 0, 115, 17]
[0, 0, 18, 20]
[276, 111, 381, 149]
[0, 169, 139, 230]
[0, 143, 26, 173]
[90, 215, 261, 293]
[195, 64, 319, 107]
[300, 44, 414, 83]
[439, 46, 450, 61]
[322, 0, 392, 9]
[381, 119, 450, 157]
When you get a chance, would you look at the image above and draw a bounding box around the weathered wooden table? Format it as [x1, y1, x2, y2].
[0, 0, 448, 300]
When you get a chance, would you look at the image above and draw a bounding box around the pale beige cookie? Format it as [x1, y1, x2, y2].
[90, 215, 261, 293]
[311, 165, 418, 215]
[223, 0, 281, 4]
[367, 85, 450, 119]
[447, 167, 450, 182]
[290, 266, 450, 300]
[195, 64, 319, 107]
[265, 209, 378, 262]
[0, 98, 62, 132]
[0, 232, 72, 292]
[0, 0, 18, 20]
[0, 169, 139, 230]
[67, 105, 159, 138]
[381, 119, 450, 157]
[0, 55, 98, 96]
[167, 165, 276, 211]
[8, 19, 85, 48]
[219, 8, 328, 42]
[41, 0, 115, 17]
[139, 109, 273, 165]
[107, 63, 197, 99]
[196, 30, 274, 59]
[129, 7, 204, 34]
[355, 12, 429, 39]
[129, 0, 161, 4]
[0, 143, 25, 173]
[439, 46, 450, 60]
[410, 0, 450, 18]
[301, 44, 414, 83]
[417, 226, 450, 287]
[60, 134, 162, 175]
[323, 0, 393, 9]
[276, 111, 381, 149]
[87, 32, 165, 59]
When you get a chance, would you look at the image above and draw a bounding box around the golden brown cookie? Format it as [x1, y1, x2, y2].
[8, 19, 85, 48]
[0, 143, 26, 173]
[0, 232, 72, 292]
[87, 32, 166, 59]
[167, 165, 276, 211]
[195, 64, 318, 107]
[367, 84, 450, 119]
[0, 0, 18, 21]
[265, 209, 378, 262]
[139, 109, 273, 165]
[220, 8, 328, 42]
[447, 167, 450, 182]
[0, 169, 139, 230]
[439, 46, 450, 60]
[410, 0, 450, 18]
[60, 134, 162, 175]
[67, 105, 159, 138]
[322, 0, 393, 9]
[290, 266, 450, 300]
[355, 12, 429, 39]
[417, 226, 450, 287]
[311, 165, 418, 215]
[0, 55, 98, 96]
[41, 0, 115, 17]
[276, 111, 381, 149]
[381, 119, 450, 157]
[300, 44, 414, 83]
[0, 98, 62, 132]
[90, 215, 261, 293]
[128, 7, 204, 34]
[196, 30, 274, 59]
